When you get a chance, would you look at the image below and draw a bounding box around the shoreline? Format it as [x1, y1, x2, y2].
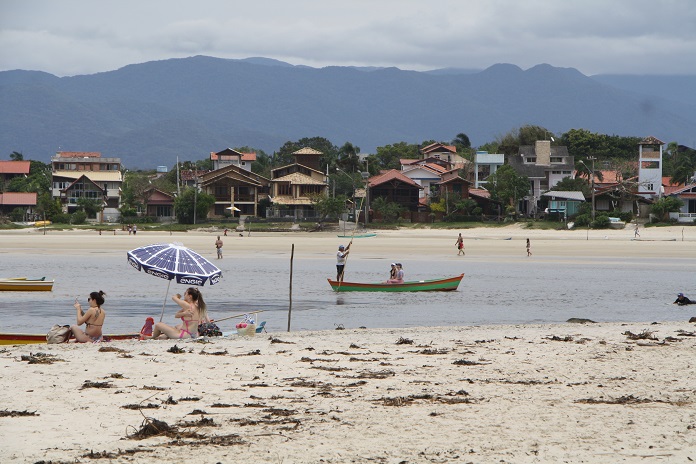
[2, 321, 695, 462]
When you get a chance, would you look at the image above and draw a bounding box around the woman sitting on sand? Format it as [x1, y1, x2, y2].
[146, 287, 207, 340]
[71, 291, 107, 343]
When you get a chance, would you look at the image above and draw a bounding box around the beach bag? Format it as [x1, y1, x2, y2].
[46, 324, 71, 344]
[140, 317, 154, 337]
[198, 322, 222, 337]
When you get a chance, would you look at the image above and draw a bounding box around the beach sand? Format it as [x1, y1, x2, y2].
[1, 225, 695, 462]
[2, 322, 695, 462]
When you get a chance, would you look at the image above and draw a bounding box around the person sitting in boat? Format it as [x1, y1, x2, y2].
[71, 290, 107, 343]
[144, 287, 207, 340]
[388, 263, 397, 281]
[673, 293, 694, 305]
[387, 263, 404, 284]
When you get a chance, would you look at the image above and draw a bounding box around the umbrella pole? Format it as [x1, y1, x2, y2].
[160, 280, 172, 322]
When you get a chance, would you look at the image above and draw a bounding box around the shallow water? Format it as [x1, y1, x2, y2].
[0, 252, 691, 334]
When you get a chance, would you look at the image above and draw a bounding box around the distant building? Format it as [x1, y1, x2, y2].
[507, 140, 574, 217]
[637, 136, 664, 198]
[210, 148, 256, 171]
[268, 148, 328, 219]
[473, 151, 504, 189]
[50, 151, 123, 221]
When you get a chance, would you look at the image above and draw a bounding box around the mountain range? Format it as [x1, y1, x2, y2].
[1, 55, 694, 169]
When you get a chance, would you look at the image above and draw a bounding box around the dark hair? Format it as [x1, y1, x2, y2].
[186, 287, 207, 319]
[90, 290, 106, 307]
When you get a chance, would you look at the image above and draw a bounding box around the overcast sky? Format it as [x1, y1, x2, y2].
[1, 0, 695, 77]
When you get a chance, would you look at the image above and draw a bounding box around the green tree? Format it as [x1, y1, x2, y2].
[35, 192, 62, 221]
[337, 142, 362, 172]
[311, 193, 348, 224]
[76, 197, 103, 219]
[651, 197, 683, 222]
[251, 151, 273, 178]
[370, 196, 404, 223]
[670, 145, 696, 185]
[9, 151, 23, 161]
[373, 142, 420, 171]
[174, 187, 215, 224]
[550, 176, 591, 197]
[484, 164, 530, 208]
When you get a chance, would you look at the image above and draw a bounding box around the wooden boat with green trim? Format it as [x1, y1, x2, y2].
[0, 277, 54, 292]
[0, 332, 140, 345]
[328, 273, 464, 292]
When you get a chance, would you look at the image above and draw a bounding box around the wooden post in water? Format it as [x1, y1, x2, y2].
[287, 243, 294, 332]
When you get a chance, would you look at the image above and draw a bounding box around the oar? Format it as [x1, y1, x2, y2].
[336, 196, 363, 292]
[213, 310, 264, 323]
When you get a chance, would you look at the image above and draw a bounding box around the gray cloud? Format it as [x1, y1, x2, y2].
[1, 0, 695, 76]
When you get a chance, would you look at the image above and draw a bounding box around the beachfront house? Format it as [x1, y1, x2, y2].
[473, 151, 505, 189]
[507, 140, 574, 217]
[210, 148, 256, 171]
[666, 181, 696, 222]
[0, 192, 38, 219]
[198, 164, 271, 218]
[268, 147, 329, 220]
[399, 159, 448, 203]
[419, 142, 468, 170]
[50, 151, 122, 221]
[0, 160, 31, 191]
[141, 187, 175, 221]
[367, 169, 423, 216]
[541, 191, 585, 221]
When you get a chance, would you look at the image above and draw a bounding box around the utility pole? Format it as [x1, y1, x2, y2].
[588, 156, 596, 221]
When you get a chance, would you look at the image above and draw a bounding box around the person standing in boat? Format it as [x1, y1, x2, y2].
[71, 291, 107, 343]
[455, 233, 465, 256]
[336, 243, 351, 282]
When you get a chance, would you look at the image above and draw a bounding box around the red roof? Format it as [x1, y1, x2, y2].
[0, 160, 30, 174]
[210, 149, 256, 162]
[0, 192, 37, 206]
[56, 151, 101, 158]
[368, 169, 423, 189]
[469, 188, 491, 199]
[420, 142, 457, 155]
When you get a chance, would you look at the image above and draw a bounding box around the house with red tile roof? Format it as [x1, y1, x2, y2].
[0, 191, 37, 217]
[367, 169, 422, 212]
[0, 160, 31, 188]
[210, 148, 256, 171]
[666, 182, 696, 222]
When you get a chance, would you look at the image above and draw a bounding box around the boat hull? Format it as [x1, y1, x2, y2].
[0, 332, 140, 345]
[0, 279, 54, 291]
[328, 274, 464, 292]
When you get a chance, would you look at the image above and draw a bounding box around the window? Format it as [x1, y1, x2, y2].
[645, 183, 654, 191]
[277, 184, 291, 195]
[526, 157, 537, 163]
[641, 161, 659, 169]
[550, 157, 563, 163]
[156, 206, 172, 217]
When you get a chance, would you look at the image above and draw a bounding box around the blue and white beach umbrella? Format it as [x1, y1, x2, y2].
[127, 242, 222, 320]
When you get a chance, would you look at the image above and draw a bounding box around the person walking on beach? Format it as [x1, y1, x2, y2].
[526, 238, 532, 256]
[336, 243, 351, 282]
[634, 222, 640, 238]
[455, 233, 465, 256]
[215, 236, 223, 259]
[71, 291, 107, 343]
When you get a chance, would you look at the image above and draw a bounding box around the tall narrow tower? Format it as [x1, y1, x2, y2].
[637, 136, 664, 198]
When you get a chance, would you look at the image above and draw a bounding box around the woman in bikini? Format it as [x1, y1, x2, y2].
[146, 287, 207, 340]
[71, 290, 107, 343]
